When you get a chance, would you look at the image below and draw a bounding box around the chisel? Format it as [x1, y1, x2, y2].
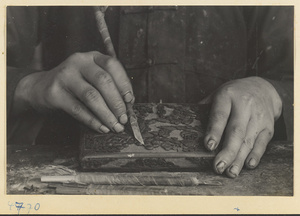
[93, 6, 144, 144]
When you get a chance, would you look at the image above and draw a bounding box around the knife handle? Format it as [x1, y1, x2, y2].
[126, 103, 135, 117]
[93, 6, 116, 58]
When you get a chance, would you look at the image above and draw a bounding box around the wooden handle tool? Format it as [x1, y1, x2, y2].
[93, 6, 144, 145]
[93, 6, 116, 57]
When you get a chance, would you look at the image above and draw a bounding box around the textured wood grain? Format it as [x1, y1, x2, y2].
[80, 103, 216, 170]
[6, 104, 293, 195]
[7, 141, 293, 195]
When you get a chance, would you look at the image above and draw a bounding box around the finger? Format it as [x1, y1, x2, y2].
[81, 64, 128, 125]
[55, 90, 110, 133]
[224, 118, 260, 178]
[204, 92, 231, 151]
[67, 78, 124, 133]
[92, 52, 135, 103]
[213, 104, 251, 174]
[245, 127, 274, 169]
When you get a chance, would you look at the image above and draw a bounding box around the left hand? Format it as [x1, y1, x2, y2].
[201, 77, 282, 178]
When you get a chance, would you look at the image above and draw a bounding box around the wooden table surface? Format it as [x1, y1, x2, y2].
[7, 140, 293, 196]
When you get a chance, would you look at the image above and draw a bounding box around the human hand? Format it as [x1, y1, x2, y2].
[13, 51, 134, 133]
[201, 77, 282, 178]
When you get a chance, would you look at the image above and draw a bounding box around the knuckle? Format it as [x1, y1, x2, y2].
[241, 93, 254, 105]
[210, 111, 228, 122]
[46, 83, 60, 102]
[94, 71, 104, 80]
[223, 148, 237, 159]
[104, 57, 118, 69]
[71, 104, 82, 117]
[58, 65, 70, 76]
[255, 112, 265, 121]
[214, 86, 234, 100]
[83, 88, 99, 103]
[112, 100, 125, 112]
[231, 125, 246, 138]
[242, 137, 254, 150]
[71, 52, 84, 61]
[95, 71, 113, 86]
[58, 64, 75, 79]
[220, 85, 235, 96]
[87, 117, 97, 128]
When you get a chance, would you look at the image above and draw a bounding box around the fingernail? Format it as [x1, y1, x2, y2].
[113, 123, 124, 133]
[100, 125, 110, 133]
[119, 114, 128, 124]
[249, 158, 256, 168]
[207, 139, 216, 151]
[230, 165, 239, 177]
[216, 161, 226, 174]
[124, 91, 134, 103]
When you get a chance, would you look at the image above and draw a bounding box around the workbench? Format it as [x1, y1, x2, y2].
[7, 140, 293, 195]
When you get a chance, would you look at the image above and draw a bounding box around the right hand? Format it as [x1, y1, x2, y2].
[13, 51, 134, 133]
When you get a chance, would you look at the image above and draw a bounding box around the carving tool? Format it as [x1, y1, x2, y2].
[41, 172, 222, 186]
[93, 6, 144, 144]
[126, 103, 144, 145]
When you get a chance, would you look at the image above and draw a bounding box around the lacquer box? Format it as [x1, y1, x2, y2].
[80, 104, 216, 171]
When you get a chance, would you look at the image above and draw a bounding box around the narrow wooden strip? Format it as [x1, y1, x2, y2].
[42, 173, 222, 186]
[83, 151, 216, 159]
[41, 175, 76, 183]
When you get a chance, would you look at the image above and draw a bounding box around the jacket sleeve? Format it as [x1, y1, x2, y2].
[6, 6, 40, 118]
[245, 6, 294, 141]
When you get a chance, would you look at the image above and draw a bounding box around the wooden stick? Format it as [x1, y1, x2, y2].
[83, 151, 216, 159]
[41, 173, 222, 186]
[55, 185, 87, 195]
[93, 6, 116, 57]
[55, 184, 171, 195]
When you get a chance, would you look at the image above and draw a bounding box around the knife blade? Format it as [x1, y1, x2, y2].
[126, 103, 144, 145]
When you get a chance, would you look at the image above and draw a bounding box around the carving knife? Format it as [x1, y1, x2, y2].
[94, 6, 144, 144]
[126, 103, 145, 145]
